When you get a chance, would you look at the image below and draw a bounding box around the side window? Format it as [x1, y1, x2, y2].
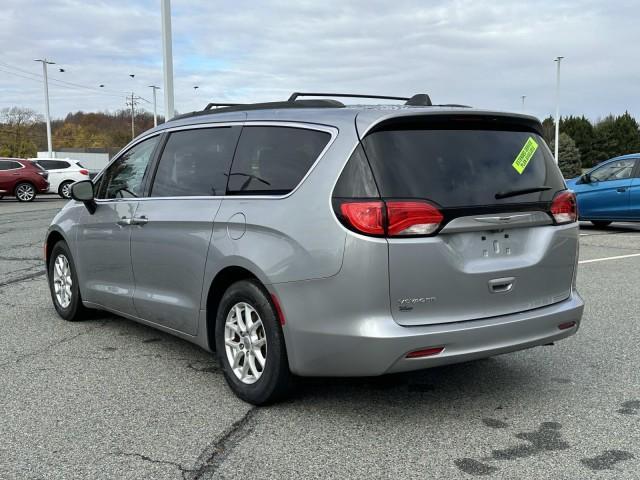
[96, 136, 159, 199]
[52, 160, 70, 169]
[151, 127, 238, 197]
[37, 160, 53, 169]
[0, 161, 11, 171]
[228, 126, 331, 195]
[590, 159, 635, 182]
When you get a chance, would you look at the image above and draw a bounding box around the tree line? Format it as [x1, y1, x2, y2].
[0, 107, 162, 158]
[542, 112, 640, 177]
[1, 107, 639, 179]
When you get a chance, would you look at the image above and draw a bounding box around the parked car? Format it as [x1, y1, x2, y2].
[33, 158, 90, 199]
[565, 154, 640, 227]
[0, 158, 49, 201]
[45, 93, 584, 404]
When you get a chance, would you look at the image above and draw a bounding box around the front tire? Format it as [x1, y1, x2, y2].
[59, 181, 74, 199]
[215, 280, 292, 405]
[591, 220, 612, 228]
[48, 241, 91, 321]
[15, 182, 36, 202]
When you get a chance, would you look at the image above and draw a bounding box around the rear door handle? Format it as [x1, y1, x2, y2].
[130, 216, 149, 226]
[117, 216, 149, 226]
[617, 187, 627, 192]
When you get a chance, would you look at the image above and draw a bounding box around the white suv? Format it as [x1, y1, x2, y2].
[33, 159, 90, 199]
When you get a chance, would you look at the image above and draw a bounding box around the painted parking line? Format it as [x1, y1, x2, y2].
[579, 253, 640, 264]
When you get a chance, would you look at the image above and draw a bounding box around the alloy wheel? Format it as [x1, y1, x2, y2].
[53, 254, 73, 309]
[16, 184, 35, 201]
[61, 182, 72, 199]
[224, 302, 267, 384]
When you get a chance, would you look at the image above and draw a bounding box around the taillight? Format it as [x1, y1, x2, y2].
[38, 171, 49, 179]
[338, 200, 443, 237]
[387, 201, 443, 236]
[79, 169, 89, 176]
[550, 190, 577, 224]
[340, 201, 385, 235]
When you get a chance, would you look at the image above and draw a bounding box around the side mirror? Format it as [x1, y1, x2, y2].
[71, 180, 97, 214]
[579, 173, 591, 184]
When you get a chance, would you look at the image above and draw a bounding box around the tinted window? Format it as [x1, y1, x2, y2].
[228, 126, 331, 195]
[590, 159, 635, 182]
[151, 127, 239, 197]
[38, 160, 69, 169]
[362, 126, 565, 207]
[0, 160, 22, 170]
[333, 144, 380, 198]
[97, 136, 159, 199]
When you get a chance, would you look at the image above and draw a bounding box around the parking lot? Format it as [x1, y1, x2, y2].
[1, 197, 638, 479]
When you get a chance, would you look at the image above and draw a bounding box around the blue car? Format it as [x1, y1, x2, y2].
[565, 154, 640, 227]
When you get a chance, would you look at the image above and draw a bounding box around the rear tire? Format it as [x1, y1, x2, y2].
[591, 221, 612, 228]
[59, 181, 74, 199]
[15, 182, 36, 202]
[215, 279, 292, 405]
[48, 240, 92, 321]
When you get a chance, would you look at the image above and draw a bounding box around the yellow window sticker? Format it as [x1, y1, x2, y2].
[512, 137, 538, 174]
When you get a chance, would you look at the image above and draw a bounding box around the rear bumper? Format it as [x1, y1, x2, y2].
[276, 287, 584, 377]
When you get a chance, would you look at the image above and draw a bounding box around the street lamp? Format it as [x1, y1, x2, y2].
[161, 0, 175, 119]
[521, 95, 526, 112]
[554, 56, 564, 163]
[149, 85, 160, 127]
[34, 58, 55, 156]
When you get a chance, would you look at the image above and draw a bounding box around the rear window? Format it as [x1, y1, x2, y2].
[361, 126, 565, 207]
[228, 126, 331, 195]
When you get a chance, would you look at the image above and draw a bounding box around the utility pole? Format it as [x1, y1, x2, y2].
[34, 58, 55, 156]
[126, 92, 139, 140]
[149, 85, 160, 127]
[521, 95, 526, 112]
[554, 56, 564, 164]
[161, 0, 175, 120]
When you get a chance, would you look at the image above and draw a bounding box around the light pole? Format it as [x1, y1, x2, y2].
[554, 56, 564, 163]
[161, 0, 175, 119]
[34, 58, 55, 156]
[149, 85, 160, 127]
[521, 95, 526, 112]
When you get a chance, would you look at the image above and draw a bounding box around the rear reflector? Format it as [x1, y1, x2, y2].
[270, 293, 286, 326]
[558, 321, 576, 330]
[406, 346, 445, 358]
[550, 190, 577, 224]
[79, 169, 89, 176]
[340, 201, 385, 235]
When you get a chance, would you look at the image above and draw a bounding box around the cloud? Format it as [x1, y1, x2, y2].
[0, 0, 638, 122]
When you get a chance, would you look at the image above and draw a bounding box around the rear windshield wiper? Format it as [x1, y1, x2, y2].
[495, 186, 552, 200]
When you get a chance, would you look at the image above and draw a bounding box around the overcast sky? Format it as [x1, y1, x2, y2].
[1, 0, 638, 121]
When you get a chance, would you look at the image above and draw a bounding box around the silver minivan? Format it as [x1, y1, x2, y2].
[46, 93, 584, 404]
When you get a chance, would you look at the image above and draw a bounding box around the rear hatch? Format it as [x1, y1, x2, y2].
[333, 113, 578, 326]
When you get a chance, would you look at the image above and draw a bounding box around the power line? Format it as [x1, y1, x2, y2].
[0, 60, 132, 97]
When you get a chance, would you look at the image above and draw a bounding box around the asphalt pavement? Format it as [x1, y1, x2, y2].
[1, 196, 638, 479]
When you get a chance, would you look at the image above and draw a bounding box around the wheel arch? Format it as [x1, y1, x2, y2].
[205, 265, 263, 351]
[45, 228, 69, 268]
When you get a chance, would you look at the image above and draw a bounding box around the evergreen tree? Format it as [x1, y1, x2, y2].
[560, 116, 594, 167]
[550, 133, 582, 178]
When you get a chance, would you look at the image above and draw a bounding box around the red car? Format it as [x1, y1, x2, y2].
[0, 158, 49, 202]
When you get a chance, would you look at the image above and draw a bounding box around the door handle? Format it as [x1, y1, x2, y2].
[117, 216, 149, 226]
[131, 216, 149, 225]
[617, 187, 627, 192]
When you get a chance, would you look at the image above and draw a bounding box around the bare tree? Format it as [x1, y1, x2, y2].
[0, 107, 44, 157]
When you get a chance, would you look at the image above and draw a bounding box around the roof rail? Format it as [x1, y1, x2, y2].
[289, 92, 433, 106]
[204, 102, 243, 110]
